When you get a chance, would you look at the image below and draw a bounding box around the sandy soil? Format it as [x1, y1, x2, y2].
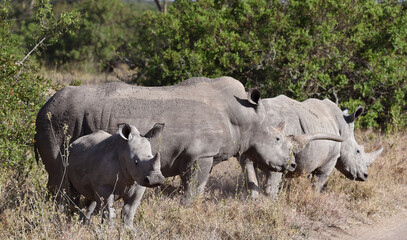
[322, 208, 407, 240]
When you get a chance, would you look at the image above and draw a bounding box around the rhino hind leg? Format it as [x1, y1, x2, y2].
[311, 158, 337, 192]
[181, 157, 213, 205]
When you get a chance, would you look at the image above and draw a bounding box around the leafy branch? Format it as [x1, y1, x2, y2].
[18, 0, 80, 66]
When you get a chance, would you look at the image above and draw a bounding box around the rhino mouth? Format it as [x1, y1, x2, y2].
[355, 173, 368, 181]
[267, 162, 296, 172]
[342, 170, 367, 181]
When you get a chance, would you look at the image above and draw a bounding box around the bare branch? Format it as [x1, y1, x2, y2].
[18, 36, 47, 66]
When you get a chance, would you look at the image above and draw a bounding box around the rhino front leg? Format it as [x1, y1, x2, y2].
[265, 171, 282, 198]
[85, 200, 98, 221]
[239, 156, 259, 199]
[122, 184, 146, 229]
[105, 194, 116, 223]
[181, 157, 213, 205]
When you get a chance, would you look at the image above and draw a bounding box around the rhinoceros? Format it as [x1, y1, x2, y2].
[67, 123, 165, 227]
[35, 77, 344, 207]
[241, 95, 384, 198]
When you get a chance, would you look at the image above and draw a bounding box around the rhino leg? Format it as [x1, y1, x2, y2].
[265, 171, 282, 199]
[106, 194, 116, 223]
[312, 158, 337, 192]
[122, 184, 146, 229]
[85, 200, 98, 221]
[239, 156, 259, 199]
[181, 157, 213, 205]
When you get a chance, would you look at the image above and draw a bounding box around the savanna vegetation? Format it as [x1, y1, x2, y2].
[1, 0, 406, 239]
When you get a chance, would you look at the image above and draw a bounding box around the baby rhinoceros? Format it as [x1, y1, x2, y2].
[67, 123, 165, 228]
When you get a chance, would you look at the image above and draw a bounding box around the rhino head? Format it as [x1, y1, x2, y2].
[118, 123, 166, 187]
[243, 90, 346, 173]
[336, 106, 384, 181]
[242, 89, 298, 172]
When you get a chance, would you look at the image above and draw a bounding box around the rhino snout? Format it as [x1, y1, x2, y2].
[144, 173, 165, 187]
[356, 172, 368, 181]
[287, 162, 297, 172]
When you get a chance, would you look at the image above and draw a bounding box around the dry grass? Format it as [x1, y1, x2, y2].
[1, 130, 407, 239]
[40, 67, 121, 86]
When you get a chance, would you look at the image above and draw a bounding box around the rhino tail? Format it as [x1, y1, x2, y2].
[34, 141, 40, 164]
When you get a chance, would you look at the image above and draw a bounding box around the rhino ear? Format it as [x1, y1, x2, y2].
[118, 123, 133, 141]
[247, 88, 261, 106]
[344, 106, 364, 123]
[145, 123, 165, 140]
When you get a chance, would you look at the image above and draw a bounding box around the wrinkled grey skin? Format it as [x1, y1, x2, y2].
[67, 123, 164, 228]
[34, 77, 333, 208]
[242, 95, 384, 198]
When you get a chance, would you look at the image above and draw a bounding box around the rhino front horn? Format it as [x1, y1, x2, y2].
[290, 133, 345, 154]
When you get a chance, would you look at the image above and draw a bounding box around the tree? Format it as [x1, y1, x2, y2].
[128, 0, 407, 130]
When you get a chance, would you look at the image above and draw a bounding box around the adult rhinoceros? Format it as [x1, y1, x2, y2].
[35, 77, 343, 207]
[241, 95, 384, 198]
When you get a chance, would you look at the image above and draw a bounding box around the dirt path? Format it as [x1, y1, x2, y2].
[326, 209, 407, 240]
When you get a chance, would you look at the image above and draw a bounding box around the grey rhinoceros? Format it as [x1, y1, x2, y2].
[35, 76, 343, 208]
[67, 123, 164, 228]
[241, 95, 384, 198]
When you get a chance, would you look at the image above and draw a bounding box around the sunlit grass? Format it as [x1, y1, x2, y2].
[0, 131, 406, 239]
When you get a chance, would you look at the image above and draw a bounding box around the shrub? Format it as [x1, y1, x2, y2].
[0, 6, 49, 170]
[129, 0, 407, 130]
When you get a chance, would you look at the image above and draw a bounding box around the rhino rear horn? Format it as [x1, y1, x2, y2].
[152, 152, 161, 171]
[290, 133, 345, 154]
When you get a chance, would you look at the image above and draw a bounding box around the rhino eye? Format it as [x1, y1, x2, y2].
[356, 149, 360, 154]
[276, 137, 280, 142]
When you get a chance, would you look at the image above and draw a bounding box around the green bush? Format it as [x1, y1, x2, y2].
[0, 9, 49, 170]
[0, 0, 78, 170]
[128, 0, 407, 130]
[42, 0, 155, 72]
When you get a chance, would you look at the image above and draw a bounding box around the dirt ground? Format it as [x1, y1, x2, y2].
[313, 208, 407, 240]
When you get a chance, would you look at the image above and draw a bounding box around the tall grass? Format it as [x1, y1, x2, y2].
[0, 130, 406, 239]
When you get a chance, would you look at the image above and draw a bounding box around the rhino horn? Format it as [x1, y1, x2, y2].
[153, 152, 161, 171]
[276, 121, 286, 134]
[366, 147, 384, 166]
[289, 133, 345, 154]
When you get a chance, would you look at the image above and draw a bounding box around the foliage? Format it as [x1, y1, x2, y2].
[0, 0, 78, 170]
[0, 16, 47, 170]
[128, 0, 407, 130]
[5, 0, 407, 130]
[41, 0, 155, 72]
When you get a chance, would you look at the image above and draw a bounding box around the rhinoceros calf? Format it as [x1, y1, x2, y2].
[67, 123, 165, 228]
[242, 95, 383, 198]
[34, 77, 345, 207]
